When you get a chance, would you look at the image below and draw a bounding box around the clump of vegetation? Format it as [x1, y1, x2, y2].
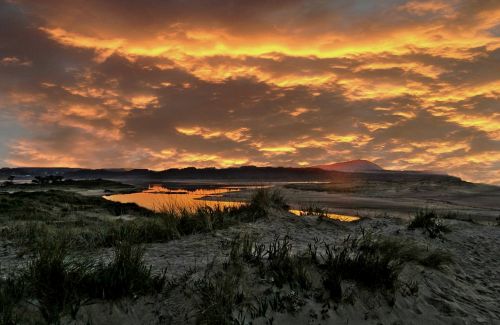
[27, 238, 90, 323]
[1, 188, 290, 252]
[249, 188, 289, 211]
[296, 205, 329, 218]
[0, 190, 152, 222]
[1, 238, 166, 324]
[84, 242, 166, 300]
[189, 233, 453, 323]
[265, 236, 311, 290]
[312, 234, 451, 302]
[408, 210, 451, 238]
[0, 275, 25, 325]
[227, 234, 311, 290]
[193, 268, 244, 325]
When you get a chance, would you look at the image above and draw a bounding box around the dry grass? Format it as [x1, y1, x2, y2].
[185, 232, 453, 323]
[408, 210, 451, 239]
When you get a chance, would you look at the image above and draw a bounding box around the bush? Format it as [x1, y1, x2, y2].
[408, 210, 451, 238]
[250, 188, 288, 210]
[319, 236, 402, 292]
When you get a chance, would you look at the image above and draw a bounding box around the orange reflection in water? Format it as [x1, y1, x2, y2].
[289, 209, 360, 222]
[105, 185, 359, 222]
[104, 185, 243, 212]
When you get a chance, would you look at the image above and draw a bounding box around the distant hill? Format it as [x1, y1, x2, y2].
[0, 165, 467, 186]
[312, 160, 384, 172]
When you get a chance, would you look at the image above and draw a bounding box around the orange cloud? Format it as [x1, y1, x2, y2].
[1, 0, 499, 184]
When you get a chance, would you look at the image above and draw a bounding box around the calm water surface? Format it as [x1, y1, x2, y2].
[104, 184, 359, 221]
[104, 185, 244, 212]
[289, 209, 360, 222]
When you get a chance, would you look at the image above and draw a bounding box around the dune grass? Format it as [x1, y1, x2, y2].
[1, 188, 288, 252]
[295, 205, 329, 218]
[0, 275, 25, 325]
[408, 210, 451, 238]
[189, 232, 453, 323]
[1, 238, 167, 324]
[0, 188, 289, 323]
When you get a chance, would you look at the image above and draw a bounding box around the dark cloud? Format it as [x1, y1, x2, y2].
[0, 0, 499, 183]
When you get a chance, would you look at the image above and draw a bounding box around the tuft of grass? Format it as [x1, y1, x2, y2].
[188, 232, 453, 323]
[265, 236, 311, 290]
[227, 234, 311, 291]
[85, 242, 166, 300]
[408, 210, 451, 238]
[5, 236, 167, 323]
[297, 205, 329, 218]
[308, 234, 453, 302]
[228, 233, 265, 265]
[319, 236, 402, 292]
[27, 238, 90, 323]
[249, 188, 288, 211]
[193, 269, 244, 325]
[0, 275, 25, 325]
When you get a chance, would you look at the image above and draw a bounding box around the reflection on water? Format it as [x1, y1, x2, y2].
[104, 185, 243, 212]
[289, 209, 360, 222]
[105, 184, 359, 222]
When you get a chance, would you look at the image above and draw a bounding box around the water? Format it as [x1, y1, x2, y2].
[104, 184, 359, 222]
[289, 209, 360, 222]
[103, 184, 243, 212]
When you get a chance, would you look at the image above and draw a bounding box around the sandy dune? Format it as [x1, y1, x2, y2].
[2, 182, 500, 324]
[55, 209, 500, 324]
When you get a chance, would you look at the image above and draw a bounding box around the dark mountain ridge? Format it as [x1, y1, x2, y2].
[312, 159, 384, 172]
[0, 165, 465, 185]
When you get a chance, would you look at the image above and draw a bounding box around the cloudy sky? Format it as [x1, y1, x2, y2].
[0, 0, 499, 183]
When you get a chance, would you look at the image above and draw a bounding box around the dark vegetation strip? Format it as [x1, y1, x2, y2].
[191, 233, 453, 324]
[0, 188, 286, 251]
[1, 241, 166, 324]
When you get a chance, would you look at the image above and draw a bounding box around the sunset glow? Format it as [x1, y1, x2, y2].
[1, 0, 499, 183]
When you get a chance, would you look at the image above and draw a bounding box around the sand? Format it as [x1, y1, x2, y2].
[1, 183, 500, 324]
[54, 210, 500, 324]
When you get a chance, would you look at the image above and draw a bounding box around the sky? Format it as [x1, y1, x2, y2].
[0, 0, 499, 184]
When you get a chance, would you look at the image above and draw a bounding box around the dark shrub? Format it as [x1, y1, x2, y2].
[408, 210, 451, 238]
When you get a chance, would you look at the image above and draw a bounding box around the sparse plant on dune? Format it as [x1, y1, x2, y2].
[408, 210, 451, 239]
[265, 236, 311, 290]
[193, 267, 244, 325]
[27, 237, 91, 323]
[1, 236, 167, 323]
[0, 273, 25, 325]
[297, 205, 329, 218]
[195, 231, 454, 323]
[84, 242, 166, 300]
[249, 188, 289, 211]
